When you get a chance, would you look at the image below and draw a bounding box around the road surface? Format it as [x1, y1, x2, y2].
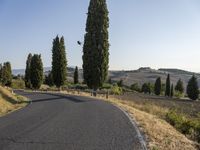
[0, 91, 145, 150]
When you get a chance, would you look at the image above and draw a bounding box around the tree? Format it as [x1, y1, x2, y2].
[30, 54, 43, 89]
[1, 62, 12, 86]
[82, 0, 109, 91]
[25, 53, 32, 88]
[44, 71, 54, 86]
[187, 75, 199, 100]
[165, 74, 171, 96]
[154, 77, 161, 95]
[175, 79, 184, 94]
[52, 36, 67, 88]
[130, 83, 140, 92]
[170, 84, 174, 97]
[117, 79, 123, 87]
[74, 66, 79, 84]
[108, 78, 112, 84]
[142, 83, 149, 94]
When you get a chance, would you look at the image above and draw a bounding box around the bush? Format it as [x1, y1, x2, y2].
[111, 84, 122, 95]
[130, 83, 140, 92]
[174, 91, 184, 98]
[166, 110, 200, 142]
[11, 79, 25, 89]
[101, 83, 113, 89]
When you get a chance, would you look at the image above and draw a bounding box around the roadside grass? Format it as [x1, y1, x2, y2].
[0, 86, 28, 116]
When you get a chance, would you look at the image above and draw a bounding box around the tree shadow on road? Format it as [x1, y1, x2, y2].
[31, 93, 86, 103]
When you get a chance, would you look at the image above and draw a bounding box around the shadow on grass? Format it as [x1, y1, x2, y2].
[0, 92, 29, 105]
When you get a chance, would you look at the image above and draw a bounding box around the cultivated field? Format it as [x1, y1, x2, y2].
[113, 92, 200, 118]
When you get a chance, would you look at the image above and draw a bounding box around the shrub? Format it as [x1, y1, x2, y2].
[111, 84, 122, 95]
[130, 83, 140, 92]
[11, 79, 25, 89]
[166, 110, 200, 142]
[101, 83, 113, 89]
[174, 91, 184, 98]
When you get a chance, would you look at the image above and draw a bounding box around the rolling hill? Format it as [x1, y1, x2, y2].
[12, 67, 200, 89]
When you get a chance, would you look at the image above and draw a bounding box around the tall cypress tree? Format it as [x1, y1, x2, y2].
[25, 53, 32, 88]
[187, 75, 199, 100]
[83, 0, 109, 91]
[154, 77, 161, 95]
[52, 36, 67, 88]
[170, 84, 174, 97]
[74, 66, 79, 84]
[59, 36, 67, 86]
[30, 54, 43, 89]
[165, 74, 171, 96]
[2, 62, 12, 86]
[175, 79, 184, 94]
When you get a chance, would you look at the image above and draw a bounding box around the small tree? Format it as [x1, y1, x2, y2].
[142, 83, 149, 94]
[161, 83, 166, 95]
[175, 79, 184, 94]
[187, 75, 199, 100]
[117, 79, 123, 87]
[165, 74, 171, 96]
[25, 53, 32, 88]
[44, 71, 54, 86]
[108, 78, 112, 84]
[30, 54, 43, 89]
[170, 84, 174, 97]
[1, 62, 12, 86]
[130, 83, 140, 92]
[74, 66, 79, 84]
[154, 77, 161, 95]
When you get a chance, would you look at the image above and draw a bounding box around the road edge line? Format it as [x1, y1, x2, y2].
[112, 103, 148, 150]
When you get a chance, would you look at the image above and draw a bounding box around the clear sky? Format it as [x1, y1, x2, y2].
[1, 0, 200, 72]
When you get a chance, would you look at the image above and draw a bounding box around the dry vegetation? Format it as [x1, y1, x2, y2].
[0, 86, 28, 116]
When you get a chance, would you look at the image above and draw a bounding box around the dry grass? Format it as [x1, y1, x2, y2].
[0, 86, 28, 116]
[58, 90, 198, 150]
[103, 97, 197, 150]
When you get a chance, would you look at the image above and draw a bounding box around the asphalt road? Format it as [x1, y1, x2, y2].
[0, 91, 145, 150]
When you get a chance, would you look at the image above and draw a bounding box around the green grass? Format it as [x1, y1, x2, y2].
[166, 110, 200, 143]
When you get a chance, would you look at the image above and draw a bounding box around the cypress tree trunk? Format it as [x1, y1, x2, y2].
[83, 0, 109, 93]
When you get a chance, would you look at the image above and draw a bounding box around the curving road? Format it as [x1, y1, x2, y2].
[0, 91, 145, 150]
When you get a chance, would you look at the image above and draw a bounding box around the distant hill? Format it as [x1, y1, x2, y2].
[12, 67, 200, 89]
[109, 67, 200, 90]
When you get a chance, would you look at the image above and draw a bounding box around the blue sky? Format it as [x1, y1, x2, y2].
[1, 0, 200, 72]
